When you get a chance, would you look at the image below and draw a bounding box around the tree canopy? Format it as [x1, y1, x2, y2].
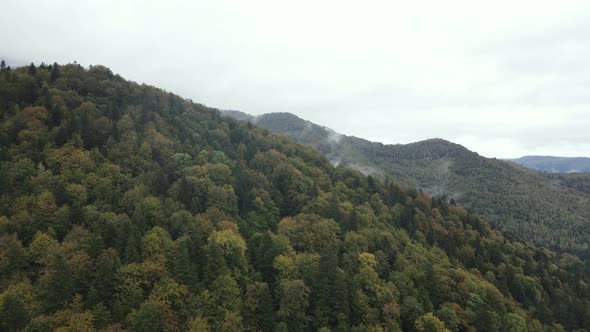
[0, 62, 588, 331]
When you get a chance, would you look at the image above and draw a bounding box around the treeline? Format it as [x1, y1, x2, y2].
[0, 63, 589, 331]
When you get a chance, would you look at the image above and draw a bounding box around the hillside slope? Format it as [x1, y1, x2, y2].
[224, 111, 590, 256]
[547, 172, 590, 194]
[509, 156, 590, 173]
[0, 63, 589, 331]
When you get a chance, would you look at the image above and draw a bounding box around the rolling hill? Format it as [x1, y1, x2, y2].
[223, 111, 590, 257]
[509, 156, 590, 173]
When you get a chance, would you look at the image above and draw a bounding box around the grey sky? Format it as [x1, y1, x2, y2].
[2, 0, 589, 158]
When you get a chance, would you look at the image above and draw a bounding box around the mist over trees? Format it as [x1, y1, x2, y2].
[227, 111, 590, 258]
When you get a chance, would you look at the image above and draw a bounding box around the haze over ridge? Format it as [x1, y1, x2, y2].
[2, 0, 589, 158]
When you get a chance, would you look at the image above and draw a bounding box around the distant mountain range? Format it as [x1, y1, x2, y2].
[508, 156, 590, 173]
[223, 110, 590, 256]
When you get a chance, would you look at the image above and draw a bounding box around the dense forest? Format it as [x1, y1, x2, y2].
[547, 173, 590, 195]
[0, 63, 589, 331]
[223, 111, 590, 258]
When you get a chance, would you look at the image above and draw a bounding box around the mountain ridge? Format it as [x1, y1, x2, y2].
[508, 155, 590, 173]
[223, 110, 590, 256]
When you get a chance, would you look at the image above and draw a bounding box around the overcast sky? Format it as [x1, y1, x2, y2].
[2, 0, 589, 158]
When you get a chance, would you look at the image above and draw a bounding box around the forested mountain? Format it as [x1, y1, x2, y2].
[509, 156, 590, 173]
[547, 172, 590, 195]
[223, 111, 590, 258]
[0, 63, 589, 331]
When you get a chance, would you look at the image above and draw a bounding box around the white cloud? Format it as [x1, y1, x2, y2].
[1, 0, 589, 158]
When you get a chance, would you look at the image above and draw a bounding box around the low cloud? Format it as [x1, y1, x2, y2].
[1, 0, 588, 158]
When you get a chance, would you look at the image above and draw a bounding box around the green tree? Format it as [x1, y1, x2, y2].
[187, 316, 210, 332]
[206, 275, 242, 330]
[169, 236, 199, 289]
[0, 281, 34, 330]
[314, 245, 349, 329]
[91, 248, 121, 305]
[38, 249, 74, 312]
[141, 226, 173, 259]
[130, 301, 164, 332]
[0, 234, 27, 279]
[277, 214, 339, 253]
[243, 281, 275, 331]
[415, 312, 450, 332]
[502, 313, 527, 332]
[435, 303, 461, 332]
[277, 279, 310, 332]
[207, 227, 247, 275]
